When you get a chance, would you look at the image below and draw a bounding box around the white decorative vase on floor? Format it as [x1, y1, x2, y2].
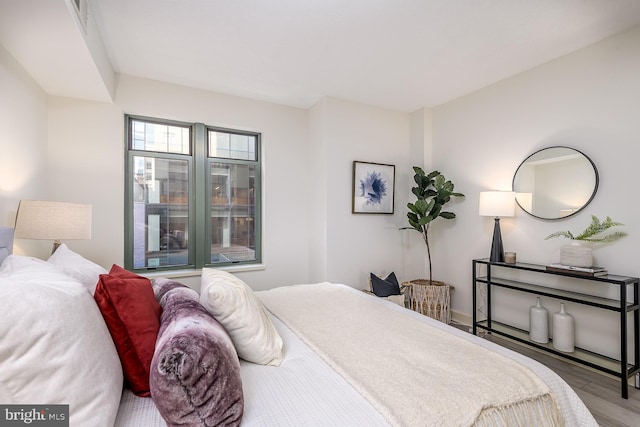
[552, 303, 575, 353]
[529, 297, 549, 343]
[560, 242, 592, 267]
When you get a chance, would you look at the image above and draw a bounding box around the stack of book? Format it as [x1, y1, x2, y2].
[545, 263, 608, 277]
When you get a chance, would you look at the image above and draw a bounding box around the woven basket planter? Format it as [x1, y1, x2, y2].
[402, 279, 451, 324]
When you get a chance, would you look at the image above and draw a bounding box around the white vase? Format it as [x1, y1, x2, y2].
[552, 303, 575, 352]
[560, 242, 592, 267]
[529, 297, 549, 343]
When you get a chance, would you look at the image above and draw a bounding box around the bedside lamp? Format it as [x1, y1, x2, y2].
[479, 191, 515, 263]
[14, 200, 92, 254]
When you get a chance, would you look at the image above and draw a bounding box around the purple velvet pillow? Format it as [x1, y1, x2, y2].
[150, 279, 243, 426]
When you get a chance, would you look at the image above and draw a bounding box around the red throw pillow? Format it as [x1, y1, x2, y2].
[94, 265, 161, 396]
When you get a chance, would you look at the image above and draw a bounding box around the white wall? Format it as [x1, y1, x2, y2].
[307, 99, 329, 283]
[0, 45, 48, 255]
[314, 97, 424, 288]
[46, 96, 123, 263]
[431, 25, 640, 359]
[45, 81, 425, 291]
[409, 108, 432, 171]
[46, 75, 311, 290]
[3, 48, 423, 292]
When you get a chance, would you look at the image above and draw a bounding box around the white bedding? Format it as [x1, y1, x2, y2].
[306, 285, 597, 427]
[259, 283, 563, 426]
[116, 313, 389, 426]
[116, 283, 597, 427]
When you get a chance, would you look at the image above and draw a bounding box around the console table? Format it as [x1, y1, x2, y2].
[472, 258, 640, 399]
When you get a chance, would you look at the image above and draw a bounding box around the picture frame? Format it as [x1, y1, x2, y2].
[352, 161, 395, 214]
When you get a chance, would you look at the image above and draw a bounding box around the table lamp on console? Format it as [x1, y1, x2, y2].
[479, 191, 515, 263]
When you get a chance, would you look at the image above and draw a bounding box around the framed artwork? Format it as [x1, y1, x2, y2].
[352, 161, 395, 214]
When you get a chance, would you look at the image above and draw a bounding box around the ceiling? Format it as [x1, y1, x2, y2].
[3, 0, 640, 112]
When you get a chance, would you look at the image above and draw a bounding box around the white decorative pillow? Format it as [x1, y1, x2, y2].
[47, 243, 107, 294]
[0, 256, 123, 426]
[199, 268, 284, 366]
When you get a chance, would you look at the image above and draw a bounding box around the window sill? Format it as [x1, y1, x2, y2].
[141, 263, 266, 280]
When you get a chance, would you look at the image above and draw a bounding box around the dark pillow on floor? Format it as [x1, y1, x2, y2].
[371, 272, 401, 297]
[150, 280, 243, 426]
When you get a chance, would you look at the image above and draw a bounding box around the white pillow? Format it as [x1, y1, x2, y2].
[200, 268, 284, 366]
[47, 243, 107, 294]
[0, 256, 123, 426]
[0, 254, 82, 292]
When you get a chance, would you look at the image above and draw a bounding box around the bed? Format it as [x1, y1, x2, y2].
[0, 226, 598, 426]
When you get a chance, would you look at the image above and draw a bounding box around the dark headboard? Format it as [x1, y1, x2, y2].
[0, 227, 14, 264]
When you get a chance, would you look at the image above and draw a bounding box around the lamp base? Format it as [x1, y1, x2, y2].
[489, 217, 504, 263]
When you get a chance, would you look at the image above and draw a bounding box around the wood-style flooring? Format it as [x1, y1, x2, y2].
[479, 332, 640, 426]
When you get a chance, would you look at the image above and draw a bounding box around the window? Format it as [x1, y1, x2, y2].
[124, 115, 261, 272]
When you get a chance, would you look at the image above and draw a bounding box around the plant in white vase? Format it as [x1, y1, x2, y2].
[545, 215, 627, 267]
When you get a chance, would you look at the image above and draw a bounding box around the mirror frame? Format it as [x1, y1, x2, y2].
[512, 146, 599, 220]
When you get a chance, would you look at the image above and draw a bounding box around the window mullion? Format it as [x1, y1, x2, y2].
[193, 123, 208, 269]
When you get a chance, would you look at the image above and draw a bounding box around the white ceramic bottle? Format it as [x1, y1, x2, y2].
[552, 303, 575, 352]
[529, 297, 549, 343]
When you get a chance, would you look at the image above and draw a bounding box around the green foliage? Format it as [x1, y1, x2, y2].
[401, 167, 464, 282]
[545, 215, 627, 243]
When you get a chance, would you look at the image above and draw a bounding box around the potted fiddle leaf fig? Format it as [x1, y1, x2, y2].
[402, 167, 464, 284]
[545, 215, 627, 267]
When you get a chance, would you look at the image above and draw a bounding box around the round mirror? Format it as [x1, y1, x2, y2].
[512, 146, 598, 220]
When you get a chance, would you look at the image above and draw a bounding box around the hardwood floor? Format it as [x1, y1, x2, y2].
[481, 332, 640, 426]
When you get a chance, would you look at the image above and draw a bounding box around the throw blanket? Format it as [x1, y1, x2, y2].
[257, 283, 563, 427]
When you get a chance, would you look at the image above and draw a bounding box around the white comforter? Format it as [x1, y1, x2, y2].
[116, 283, 597, 427]
[116, 311, 388, 426]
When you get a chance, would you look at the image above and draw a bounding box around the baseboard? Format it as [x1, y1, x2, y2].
[451, 310, 472, 326]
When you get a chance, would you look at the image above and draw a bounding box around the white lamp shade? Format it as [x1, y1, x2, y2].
[15, 200, 92, 241]
[479, 191, 515, 218]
